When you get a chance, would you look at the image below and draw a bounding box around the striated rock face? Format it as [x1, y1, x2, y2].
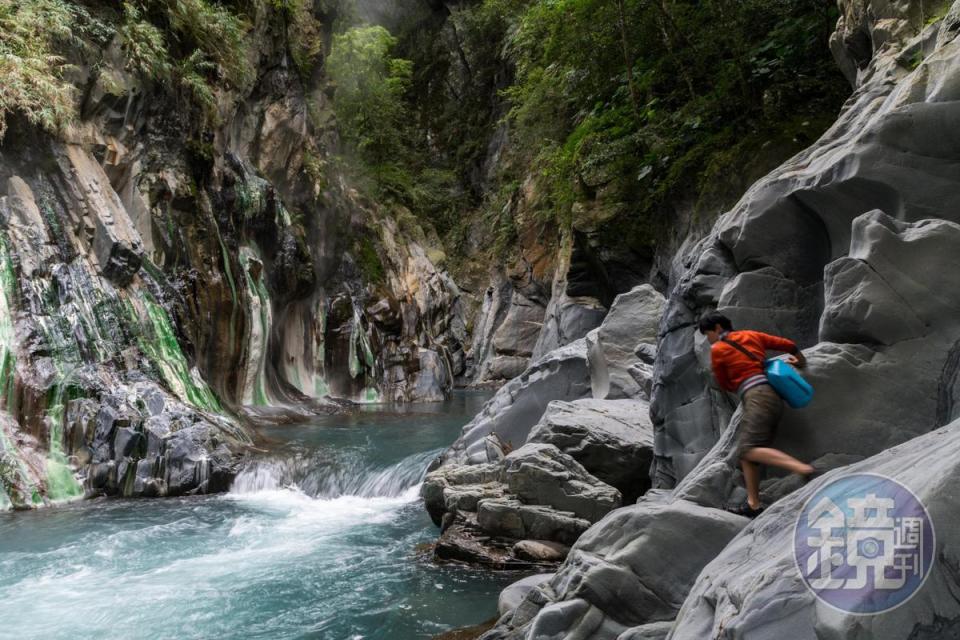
[0, 3, 468, 508]
[503, 443, 622, 523]
[670, 418, 960, 640]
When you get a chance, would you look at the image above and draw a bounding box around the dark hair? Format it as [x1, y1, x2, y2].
[698, 312, 732, 334]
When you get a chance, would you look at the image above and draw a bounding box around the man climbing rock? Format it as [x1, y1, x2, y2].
[698, 312, 815, 517]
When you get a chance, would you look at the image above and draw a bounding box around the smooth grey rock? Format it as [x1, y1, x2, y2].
[453, 339, 592, 464]
[534, 292, 607, 360]
[617, 621, 673, 640]
[587, 285, 665, 401]
[503, 443, 621, 523]
[527, 399, 654, 502]
[412, 348, 449, 402]
[499, 574, 556, 617]
[820, 256, 925, 345]
[484, 497, 747, 640]
[492, 292, 546, 358]
[674, 211, 960, 510]
[670, 418, 960, 640]
[717, 267, 821, 348]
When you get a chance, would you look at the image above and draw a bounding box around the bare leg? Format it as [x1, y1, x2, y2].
[741, 459, 762, 510]
[742, 447, 814, 476]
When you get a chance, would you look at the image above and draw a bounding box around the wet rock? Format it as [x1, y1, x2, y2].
[113, 427, 144, 459]
[434, 512, 531, 569]
[499, 574, 555, 617]
[587, 285, 665, 401]
[527, 399, 654, 503]
[503, 443, 621, 523]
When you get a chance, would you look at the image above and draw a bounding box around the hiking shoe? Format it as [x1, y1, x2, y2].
[730, 503, 765, 519]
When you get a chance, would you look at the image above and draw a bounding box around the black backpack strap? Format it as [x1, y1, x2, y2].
[721, 336, 764, 363]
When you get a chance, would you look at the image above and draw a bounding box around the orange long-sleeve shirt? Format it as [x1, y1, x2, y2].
[710, 330, 798, 393]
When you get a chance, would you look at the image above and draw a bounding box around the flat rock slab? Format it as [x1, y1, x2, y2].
[434, 513, 555, 570]
[503, 443, 621, 523]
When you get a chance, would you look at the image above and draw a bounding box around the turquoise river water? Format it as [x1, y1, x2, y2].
[0, 392, 519, 639]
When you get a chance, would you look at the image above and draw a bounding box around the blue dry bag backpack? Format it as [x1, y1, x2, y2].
[763, 357, 814, 408]
[722, 337, 814, 408]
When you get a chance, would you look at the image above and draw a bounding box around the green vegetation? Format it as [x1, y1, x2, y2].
[491, 0, 847, 237]
[271, 0, 324, 79]
[0, 0, 328, 135]
[354, 235, 385, 284]
[354, 0, 851, 259]
[0, 0, 78, 138]
[327, 26, 414, 193]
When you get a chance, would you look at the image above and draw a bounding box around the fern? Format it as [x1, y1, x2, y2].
[0, 0, 78, 138]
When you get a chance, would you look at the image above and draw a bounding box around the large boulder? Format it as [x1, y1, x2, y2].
[527, 399, 654, 502]
[503, 443, 622, 523]
[587, 285, 665, 401]
[670, 418, 960, 640]
[449, 339, 592, 464]
[483, 497, 747, 640]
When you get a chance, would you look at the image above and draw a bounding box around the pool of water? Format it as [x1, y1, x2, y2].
[0, 391, 518, 639]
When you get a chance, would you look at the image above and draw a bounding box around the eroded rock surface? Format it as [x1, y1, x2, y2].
[671, 419, 960, 640]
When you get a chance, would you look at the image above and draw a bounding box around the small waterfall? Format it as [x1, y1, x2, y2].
[231, 447, 440, 499]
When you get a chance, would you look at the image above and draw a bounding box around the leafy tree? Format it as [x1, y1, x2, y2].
[327, 25, 414, 190]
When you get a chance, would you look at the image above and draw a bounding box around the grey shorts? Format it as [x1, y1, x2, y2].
[737, 384, 783, 456]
